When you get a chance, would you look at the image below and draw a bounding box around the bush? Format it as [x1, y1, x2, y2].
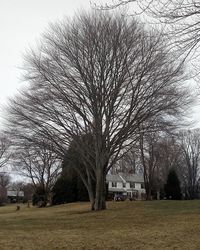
[0, 197, 6, 206]
[32, 186, 48, 207]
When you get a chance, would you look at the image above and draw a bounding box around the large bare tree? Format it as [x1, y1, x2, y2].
[6, 11, 191, 210]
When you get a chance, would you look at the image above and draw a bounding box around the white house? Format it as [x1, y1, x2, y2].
[106, 173, 146, 200]
[7, 190, 24, 198]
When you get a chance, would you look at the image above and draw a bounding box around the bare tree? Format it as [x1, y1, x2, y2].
[0, 172, 10, 188]
[5, 11, 191, 210]
[0, 134, 11, 169]
[112, 131, 185, 200]
[10, 181, 25, 202]
[111, 147, 139, 174]
[140, 0, 200, 60]
[98, 0, 200, 58]
[23, 183, 34, 202]
[0, 172, 10, 204]
[156, 135, 183, 181]
[94, 0, 137, 9]
[178, 129, 200, 199]
[139, 130, 163, 200]
[11, 181, 24, 193]
[139, 129, 200, 200]
[12, 140, 61, 205]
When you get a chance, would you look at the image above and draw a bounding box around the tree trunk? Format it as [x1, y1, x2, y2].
[188, 185, 196, 199]
[94, 170, 106, 211]
[145, 183, 152, 200]
[146, 190, 152, 200]
[75, 167, 95, 210]
[88, 188, 95, 211]
[86, 168, 95, 210]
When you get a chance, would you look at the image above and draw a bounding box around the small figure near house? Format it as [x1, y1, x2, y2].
[16, 205, 20, 211]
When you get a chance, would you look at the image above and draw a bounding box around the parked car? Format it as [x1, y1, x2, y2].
[114, 194, 126, 201]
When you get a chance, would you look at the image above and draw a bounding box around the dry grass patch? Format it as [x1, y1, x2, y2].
[0, 201, 199, 249]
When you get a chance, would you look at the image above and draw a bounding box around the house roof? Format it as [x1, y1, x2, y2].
[106, 174, 122, 182]
[106, 173, 144, 183]
[119, 173, 144, 183]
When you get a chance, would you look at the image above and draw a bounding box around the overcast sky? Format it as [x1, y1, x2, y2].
[0, 0, 92, 106]
[0, 0, 199, 127]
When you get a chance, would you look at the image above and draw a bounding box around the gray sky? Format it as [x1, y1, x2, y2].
[0, 0, 93, 106]
[0, 0, 199, 126]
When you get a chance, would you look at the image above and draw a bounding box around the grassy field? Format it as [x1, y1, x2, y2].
[0, 201, 200, 250]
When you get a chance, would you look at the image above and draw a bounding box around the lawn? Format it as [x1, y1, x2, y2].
[0, 200, 200, 249]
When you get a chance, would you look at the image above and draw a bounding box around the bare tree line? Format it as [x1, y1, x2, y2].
[117, 128, 200, 199]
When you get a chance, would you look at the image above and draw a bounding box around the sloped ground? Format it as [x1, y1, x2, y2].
[0, 200, 200, 249]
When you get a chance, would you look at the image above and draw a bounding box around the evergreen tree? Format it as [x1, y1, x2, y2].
[164, 169, 182, 200]
[52, 165, 90, 205]
[52, 135, 96, 205]
[52, 168, 78, 205]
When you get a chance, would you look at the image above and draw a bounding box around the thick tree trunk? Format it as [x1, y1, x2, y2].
[94, 170, 106, 211]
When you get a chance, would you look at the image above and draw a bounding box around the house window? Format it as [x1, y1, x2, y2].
[123, 183, 126, 188]
[112, 182, 117, 188]
[141, 183, 145, 189]
[130, 182, 135, 188]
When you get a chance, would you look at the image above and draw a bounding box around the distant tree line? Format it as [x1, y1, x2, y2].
[114, 129, 200, 200]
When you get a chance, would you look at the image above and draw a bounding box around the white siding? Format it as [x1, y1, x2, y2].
[117, 182, 123, 188]
[135, 183, 141, 190]
[107, 174, 146, 200]
[108, 181, 145, 191]
[108, 181, 122, 188]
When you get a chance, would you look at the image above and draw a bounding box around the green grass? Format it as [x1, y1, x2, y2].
[0, 200, 200, 249]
